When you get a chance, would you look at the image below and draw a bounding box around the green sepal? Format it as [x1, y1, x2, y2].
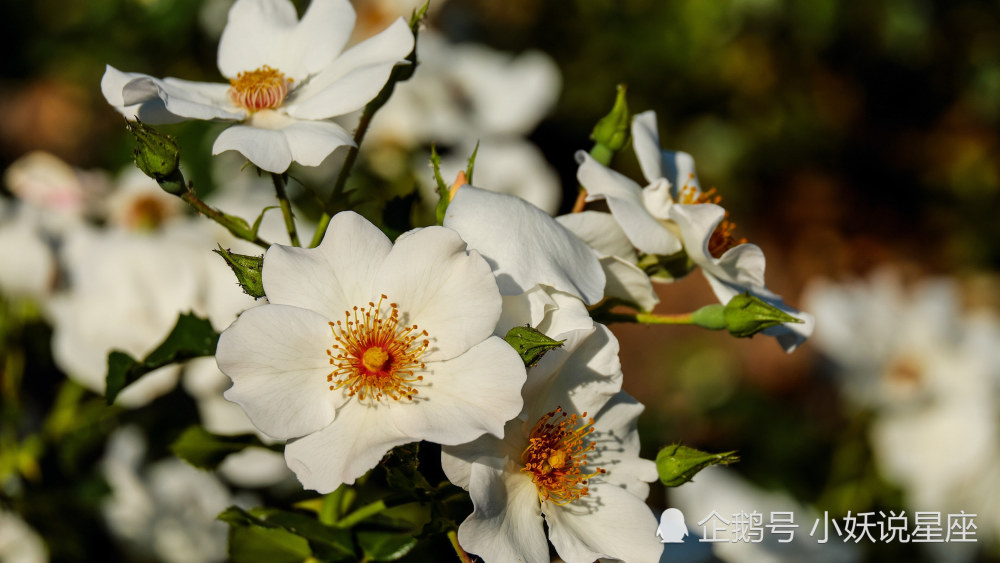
[722, 293, 802, 338]
[689, 304, 727, 331]
[656, 443, 739, 487]
[504, 326, 565, 368]
[589, 84, 630, 166]
[104, 313, 220, 405]
[213, 245, 265, 299]
[125, 120, 184, 194]
[465, 141, 480, 185]
[170, 425, 279, 470]
[431, 146, 450, 225]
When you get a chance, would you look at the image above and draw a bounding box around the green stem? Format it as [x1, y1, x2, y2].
[333, 498, 388, 529]
[180, 190, 271, 249]
[271, 173, 300, 246]
[448, 530, 473, 563]
[598, 311, 695, 325]
[309, 109, 373, 248]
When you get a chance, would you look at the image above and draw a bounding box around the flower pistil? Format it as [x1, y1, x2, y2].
[521, 407, 605, 505]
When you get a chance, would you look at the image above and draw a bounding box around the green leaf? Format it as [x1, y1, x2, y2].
[656, 444, 739, 487]
[228, 525, 312, 563]
[213, 245, 265, 299]
[253, 508, 355, 561]
[503, 326, 565, 368]
[104, 312, 220, 404]
[357, 531, 418, 562]
[431, 145, 450, 226]
[170, 426, 278, 470]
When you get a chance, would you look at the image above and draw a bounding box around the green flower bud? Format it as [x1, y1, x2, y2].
[589, 84, 630, 166]
[655, 444, 739, 487]
[213, 246, 265, 300]
[722, 293, 802, 338]
[504, 325, 564, 368]
[126, 120, 184, 195]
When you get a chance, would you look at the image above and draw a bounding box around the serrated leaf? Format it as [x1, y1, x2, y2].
[655, 444, 739, 487]
[105, 313, 219, 404]
[357, 531, 418, 562]
[170, 426, 277, 470]
[214, 245, 265, 299]
[503, 326, 565, 368]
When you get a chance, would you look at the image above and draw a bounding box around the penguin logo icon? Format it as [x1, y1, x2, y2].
[656, 508, 689, 543]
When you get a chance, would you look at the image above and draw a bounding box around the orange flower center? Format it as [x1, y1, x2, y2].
[228, 65, 292, 112]
[677, 176, 747, 258]
[521, 407, 605, 505]
[326, 295, 429, 403]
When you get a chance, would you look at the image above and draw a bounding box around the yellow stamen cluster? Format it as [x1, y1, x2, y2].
[228, 65, 292, 111]
[521, 407, 605, 505]
[326, 295, 429, 403]
[677, 176, 747, 258]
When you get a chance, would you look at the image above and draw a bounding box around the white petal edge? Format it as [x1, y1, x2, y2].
[286, 18, 414, 119]
[458, 463, 550, 563]
[277, 119, 354, 167]
[283, 404, 411, 494]
[556, 210, 638, 262]
[212, 124, 293, 173]
[390, 337, 525, 445]
[545, 481, 663, 563]
[375, 225, 502, 362]
[444, 186, 606, 305]
[602, 256, 660, 312]
[121, 75, 243, 121]
[575, 151, 682, 256]
[262, 211, 391, 320]
[217, 304, 339, 440]
[631, 110, 664, 184]
[101, 65, 188, 124]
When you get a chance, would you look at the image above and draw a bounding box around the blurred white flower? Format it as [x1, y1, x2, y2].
[0, 509, 47, 563]
[804, 269, 1000, 549]
[102, 426, 237, 563]
[0, 201, 56, 299]
[216, 211, 526, 493]
[102, 0, 414, 173]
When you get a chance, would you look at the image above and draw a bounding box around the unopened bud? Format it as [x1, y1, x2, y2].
[213, 246, 265, 299]
[656, 444, 739, 487]
[589, 84, 630, 165]
[722, 293, 802, 338]
[126, 120, 184, 195]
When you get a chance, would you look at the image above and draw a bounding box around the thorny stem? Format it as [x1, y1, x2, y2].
[448, 530, 473, 563]
[180, 190, 271, 249]
[271, 173, 301, 246]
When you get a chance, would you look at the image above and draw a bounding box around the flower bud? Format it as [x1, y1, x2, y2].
[589, 84, 630, 166]
[722, 293, 802, 338]
[126, 120, 185, 195]
[504, 325, 564, 368]
[213, 246, 265, 299]
[656, 444, 739, 487]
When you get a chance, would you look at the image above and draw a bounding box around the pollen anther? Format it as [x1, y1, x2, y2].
[678, 179, 747, 258]
[228, 65, 292, 112]
[521, 407, 605, 505]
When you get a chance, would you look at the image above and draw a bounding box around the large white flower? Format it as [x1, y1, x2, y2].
[216, 211, 526, 493]
[575, 110, 812, 351]
[101, 0, 414, 173]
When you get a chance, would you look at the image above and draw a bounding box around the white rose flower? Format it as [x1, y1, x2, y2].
[216, 211, 526, 493]
[102, 0, 414, 173]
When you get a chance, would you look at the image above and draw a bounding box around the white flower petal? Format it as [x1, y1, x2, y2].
[631, 110, 664, 183]
[101, 66, 188, 123]
[218, 0, 355, 80]
[263, 211, 391, 321]
[374, 226, 502, 362]
[444, 186, 606, 305]
[590, 393, 657, 498]
[545, 482, 663, 563]
[458, 464, 549, 563]
[556, 210, 637, 262]
[278, 119, 354, 166]
[602, 256, 660, 312]
[440, 429, 511, 490]
[524, 324, 622, 420]
[283, 405, 412, 493]
[121, 75, 243, 121]
[286, 18, 414, 119]
[390, 337, 525, 445]
[576, 151, 682, 256]
[217, 304, 339, 440]
[212, 124, 293, 173]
